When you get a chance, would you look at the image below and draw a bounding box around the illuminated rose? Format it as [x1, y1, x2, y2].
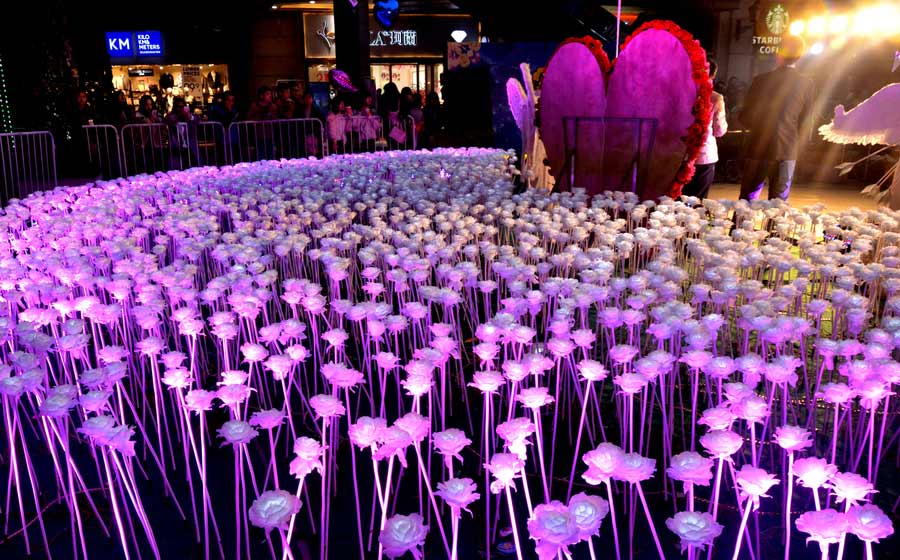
[349, 416, 387, 449]
[581, 443, 624, 484]
[218, 420, 258, 445]
[435, 477, 479, 512]
[184, 389, 216, 413]
[611, 452, 656, 484]
[795, 509, 848, 549]
[469, 370, 505, 393]
[846, 504, 894, 543]
[700, 429, 743, 459]
[567, 492, 609, 540]
[380, 513, 428, 559]
[289, 436, 325, 479]
[496, 417, 535, 459]
[248, 490, 301, 531]
[250, 408, 285, 430]
[735, 465, 779, 505]
[667, 452, 714, 486]
[527, 501, 580, 560]
[309, 394, 345, 419]
[665, 511, 723, 552]
[577, 359, 608, 382]
[516, 386, 555, 409]
[792, 457, 837, 490]
[486, 453, 524, 494]
[774, 425, 813, 453]
[432, 428, 471, 466]
[395, 412, 430, 443]
[828, 471, 875, 506]
[698, 407, 735, 431]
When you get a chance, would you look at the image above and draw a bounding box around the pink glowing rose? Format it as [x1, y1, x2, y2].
[774, 425, 813, 453]
[469, 370, 505, 393]
[248, 490, 301, 531]
[527, 501, 580, 560]
[240, 343, 269, 363]
[321, 362, 364, 389]
[486, 453, 524, 494]
[698, 407, 735, 431]
[700, 429, 743, 459]
[517, 386, 555, 409]
[435, 478, 479, 513]
[502, 360, 528, 382]
[567, 492, 609, 541]
[730, 395, 769, 424]
[402, 373, 434, 397]
[349, 416, 387, 449]
[611, 452, 656, 484]
[309, 394, 345, 419]
[577, 359, 608, 382]
[375, 352, 399, 371]
[496, 417, 535, 459]
[828, 472, 875, 506]
[432, 429, 471, 466]
[847, 504, 894, 543]
[216, 384, 253, 407]
[735, 465, 779, 506]
[795, 509, 848, 548]
[613, 372, 648, 394]
[184, 389, 216, 413]
[374, 426, 412, 468]
[667, 452, 714, 486]
[792, 457, 837, 490]
[289, 436, 325, 479]
[816, 382, 855, 404]
[723, 382, 756, 403]
[395, 412, 430, 443]
[680, 349, 712, 370]
[701, 356, 736, 380]
[250, 408, 285, 430]
[218, 420, 258, 445]
[582, 443, 625, 484]
[380, 513, 428, 559]
[608, 344, 639, 365]
[665, 511, 723, 552]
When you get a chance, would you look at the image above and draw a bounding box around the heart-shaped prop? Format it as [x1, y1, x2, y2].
[539, 21, 712, 199]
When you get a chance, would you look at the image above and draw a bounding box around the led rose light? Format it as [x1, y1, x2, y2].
[379, 513, 428, 559]
[795, 509, 848, 560]
[665, 511, 723, 554]
[527, 501, 580, 560]
[847, 503, 894, 560]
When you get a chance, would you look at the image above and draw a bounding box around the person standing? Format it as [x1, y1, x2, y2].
[738, 35, 815, 201]
[683, 60, 727, 200]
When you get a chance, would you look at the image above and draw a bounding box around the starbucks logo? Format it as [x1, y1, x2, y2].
[766, 4, 789, 35]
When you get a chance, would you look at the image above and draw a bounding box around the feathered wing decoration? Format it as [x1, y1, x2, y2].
[819, 83, 900, 146]
[506, 63, 554, 190]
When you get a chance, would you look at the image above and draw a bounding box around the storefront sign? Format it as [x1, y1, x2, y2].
[106, 31, 164, 59]
[303, 13, 474, 58]
[106, 32, 134, 57]
[370, 30, 417, 47]
[136, 31, 163, 57]
[752, 3, 790, 55]
[182, 65, 203, 99]
[128, 68, 155, 77]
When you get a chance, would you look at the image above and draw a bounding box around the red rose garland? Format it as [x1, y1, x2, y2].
[559, 36, 612, 75]
[618, 20, 713, 199]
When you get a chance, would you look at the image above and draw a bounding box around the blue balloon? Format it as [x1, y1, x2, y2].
[374, 0, 399, 28]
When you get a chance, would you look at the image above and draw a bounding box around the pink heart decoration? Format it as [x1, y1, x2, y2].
[539, 21, 712, 200]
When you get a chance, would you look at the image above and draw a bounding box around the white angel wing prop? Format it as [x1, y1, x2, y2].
[507, 77, 529, 132]
[819, 83, 900, 146]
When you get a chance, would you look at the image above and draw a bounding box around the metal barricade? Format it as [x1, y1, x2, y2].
[228, 119, 324, 164]
[84, 124, 124, 180]
[330, 116, 383, 155]
[382, 115, 417, 151]
[560, 116, 658, 196]
[194, 121, 229, 168]
[0, 131, 57, 202]
[121, 123, 172, 176]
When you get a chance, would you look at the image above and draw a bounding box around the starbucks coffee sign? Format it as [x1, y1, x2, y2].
[753, 3, 790, 55]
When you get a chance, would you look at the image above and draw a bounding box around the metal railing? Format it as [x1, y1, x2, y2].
[228, 118, 325, 164]
[0, 131, 57, 203]
[2, 116, 419, 201]
[84, 124, 124, 180]
[559, 116, 658, 196]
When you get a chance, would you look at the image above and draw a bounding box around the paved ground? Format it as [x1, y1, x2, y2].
[709, 181, 879, 212]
